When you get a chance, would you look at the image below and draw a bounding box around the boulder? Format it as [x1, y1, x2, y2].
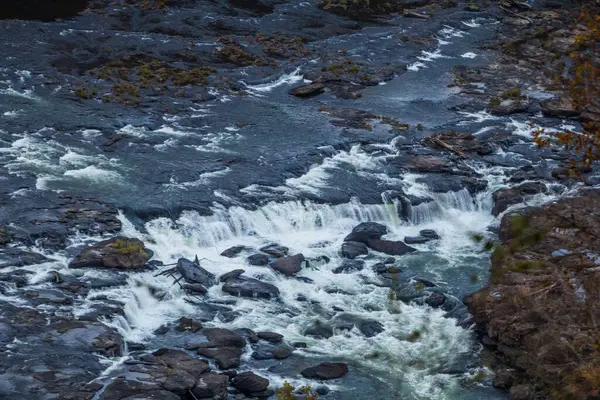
[257, 331, 283, 343]
[420, 229, 440, 239]
[197, 346, 243, 369]
[425, 292, 446, 308]
[174, 317, 202, 333]
[344, 222, 387, 243]
[404, 236, 430, 244]
[332, 314, 384, 337]
[509, 385, 534, 400]
[305, 320, 334, 339]
[176, 258, 216, 287]
[271, 254, 305, 276]
[220, 246, 249, 258]
[99, 379, 164, 400]
[219, 269, 245, 282]
[366, 239, 417, 256]
[247, 253, 269, 266]
[259, 244, 289, 258]
[289, 82, 325, 97]
[333, 259, 365, 274]
[493, 369, 514, 389]
[541, 96, 579, 118]
[152, 348, 209, 379]
[69, 237, 150, 269]
[222, 276, 280, 299]
[191, 372, 229, 399]
[340, 241, 368, 259]
[184, 283, 208, 295]
[162, 369, 196, 395]
[301, 362, 349, 380]
[271, 345, 294, 359]
[203, 328, 246, 348]
[231, 371, 270, 394]
[492, 182, 547, 216]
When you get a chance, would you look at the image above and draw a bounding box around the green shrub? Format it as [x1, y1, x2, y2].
[111, 239, 147, 257]
[488, 97, 501, 107]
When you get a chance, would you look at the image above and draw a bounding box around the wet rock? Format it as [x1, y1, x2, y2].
[247, 253, 269, 266]
[289, 83, 325, 97]
[344, 222, 387, 243]
[69, 237, 150, 270]
[404, 236, 430, 244]
[366, 239, 417, 256]
[231, 371, 270, 394]
[163, 369, 196, 395]
[541, 96, 579, 117]
[271, 254, 305, 276]
[0, 226, 9, 245]
[197, 346, 244, 369]
[191, 372, 229, 399]
[176, 258, 217, 287]
[509, 385, 534, 400]
[100, 378, 164, 400]
[153, 348, 210, 378]
[259, 244, 289, 258]
[252, 350, 273, 360]
[220, 246, 249, 258]
[202, 328, 246, 348]
[257, 331, 283, 343]
[127, 342, 146, 351]
[316, 385, 330, 395]
[493, 369, 514, 389]
[184, 283, 208, 295]
[293, 342, 308, 348]
[340, 241, 368, 259]
[271, 345, 294, 359]
[220, 269, 246, 282]
[333, 259, 365, 274]
[422, 132, 493, 156]
[332, 314, 384, 337]
[489, 99, 532, 116]
[154, 326, 170, 335]
[0, 0, 89, 21]
[222, 276, 280, 299]
[403, 9, 430, 18]
[420, 229, 440, 239]
[175, 317, 202, 333]
[492, 182, 547, 216]
[305, 320, 334, 339]
[301, 362, 349, 380]
[425, 292, 446, 308]
[24, 289, 73, 305]
[0, 248, 48, 268]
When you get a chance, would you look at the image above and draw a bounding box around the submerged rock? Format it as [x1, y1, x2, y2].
[69, 237, 150, 269]
[301, 362, 349, 380]
[333, 259, 365, 274]
[222, 276, 280, 299]
[257, 331, 283, 343]
[259, 244, 289, 258]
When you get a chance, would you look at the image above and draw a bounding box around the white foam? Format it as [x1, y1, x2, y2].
[243, 67, 303, 94]
[165, 168, 231, 189]
[461, 52, 477, 59]
[63, 165, 122, 183]
[462, 19, 481, 28]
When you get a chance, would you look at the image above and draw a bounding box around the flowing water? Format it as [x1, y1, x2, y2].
[0, 3, 577, 399]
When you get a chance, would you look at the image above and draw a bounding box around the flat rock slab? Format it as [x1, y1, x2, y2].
[301, 362, 349, 380]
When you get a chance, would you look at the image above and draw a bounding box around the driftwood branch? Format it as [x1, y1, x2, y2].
[500, 5, 533, 25]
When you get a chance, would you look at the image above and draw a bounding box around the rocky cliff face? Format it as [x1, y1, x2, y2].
[466, 190, 600, 399]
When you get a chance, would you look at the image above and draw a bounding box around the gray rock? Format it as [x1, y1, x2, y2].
[203, 328, 246, 348]
[191, 372, 229, 399]
[289, 82, 325, 97]
[340, 241, 368, 259]
[271, 345, 294, 359]
[271, 254, 305, 276]
[222, 276, 280, 299]
[231, 371, 269, 394]
[305, 320, 334, 339]
[344, 222, 387, 243]
[257, 331, 283, 343]
[425, 292, 446, 308]
[197, 346, 244, 369]
[176, 258, 216, 287]
[493, 369, 514, 389]
[247, 253, 269, 266]
[420, 229, 440, 239]
[162, 369, 196, 394]
[100, 378, 163, 400]
[259, 244, 289, 258]
[301, 362, 348, 380]
[152, 348, 209, 379]
[366, 239, 417, 256]
[220, 246, 249, 258]
[332, 314, 384, 337]
[404, 236, 430, 244]
[509, 384, 534, 400]
[333, 259, 365, 274]
[219, 269, 246, 282]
